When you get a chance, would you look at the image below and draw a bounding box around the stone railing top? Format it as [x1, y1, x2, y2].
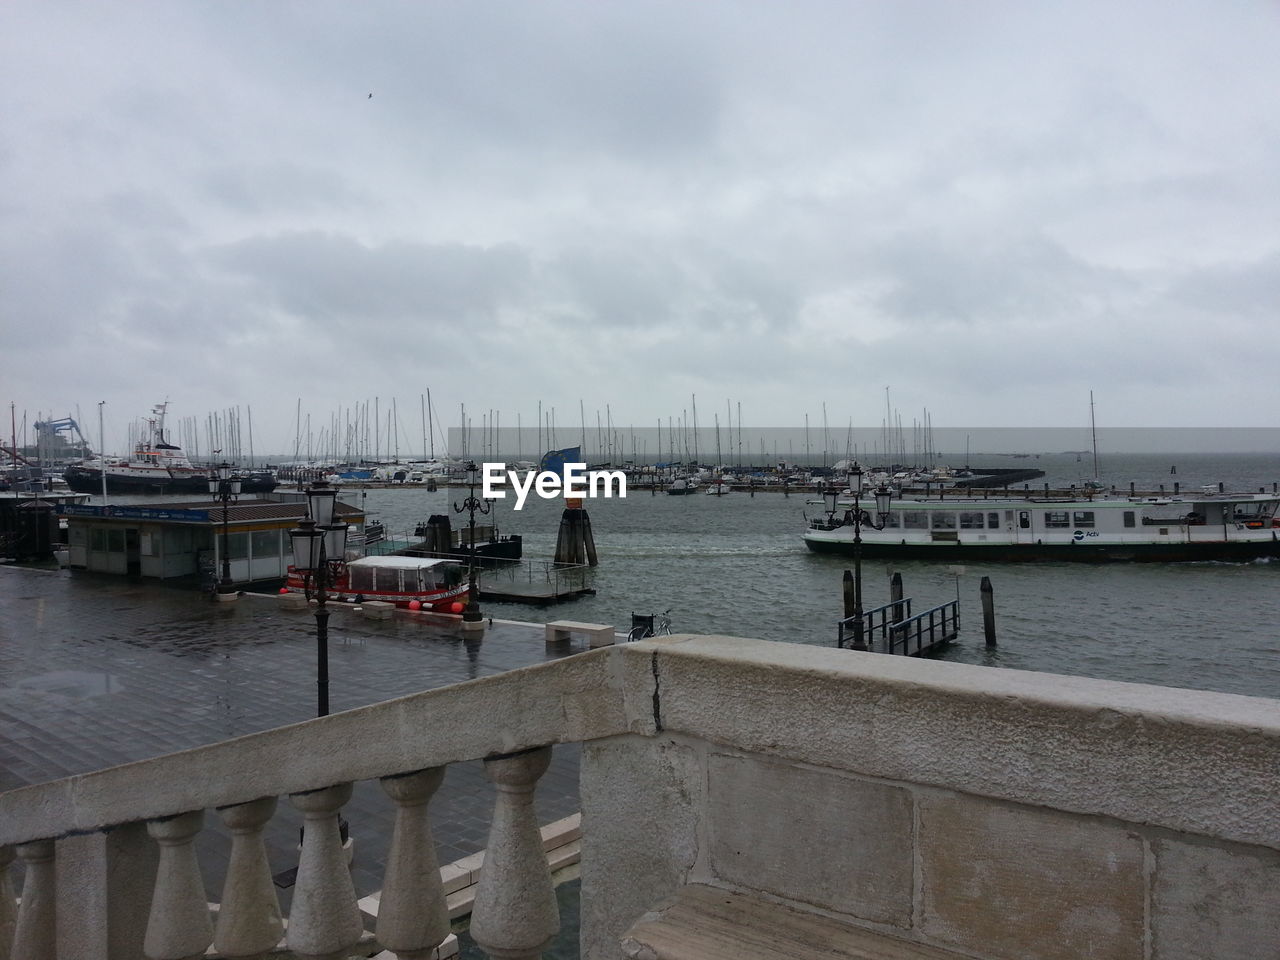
[636, 635, 1280, 850]
[3, 633, 1278, 850]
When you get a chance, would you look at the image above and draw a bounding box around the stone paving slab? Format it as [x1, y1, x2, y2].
[0, 565, 590, 908]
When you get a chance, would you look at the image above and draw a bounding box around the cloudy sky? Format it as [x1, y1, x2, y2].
[3, 1, 1278, 457]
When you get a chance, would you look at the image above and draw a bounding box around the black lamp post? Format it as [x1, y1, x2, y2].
[845, 464, 893, 652]
[452, 460, 490, 629]
[288, 480, 349, 717]
[208, 461, 242, 596]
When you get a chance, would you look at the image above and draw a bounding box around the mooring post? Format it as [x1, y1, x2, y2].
[890, 571, 903, 623]
[554, 499, 598, 567]
[981, 576, 997, 647]
[841, 570, 855, 648]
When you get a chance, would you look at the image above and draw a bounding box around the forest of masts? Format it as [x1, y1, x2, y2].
[16, 390, 947, 470]
[239, 390, 942, 470]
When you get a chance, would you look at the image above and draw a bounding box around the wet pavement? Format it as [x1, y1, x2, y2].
[0, 564, 594, 922]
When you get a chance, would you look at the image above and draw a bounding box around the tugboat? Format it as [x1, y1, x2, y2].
[64, 403, 276, 495]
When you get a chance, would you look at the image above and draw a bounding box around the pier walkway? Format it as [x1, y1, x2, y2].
[0, 565, 586, 937]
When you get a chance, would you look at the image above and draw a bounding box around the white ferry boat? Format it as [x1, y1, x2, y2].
[803, 491, 1280, 562]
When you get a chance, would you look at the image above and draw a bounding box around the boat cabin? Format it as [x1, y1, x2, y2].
[344, 556, 465, 597]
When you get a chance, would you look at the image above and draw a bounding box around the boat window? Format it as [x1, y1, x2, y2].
[883, 512, 900, 528]
[349, 565, 376, 593]
[1123, 511, 1136, 528]
[1044, 511, 1071, 528]
[931, 512, 957, 530]
[988, 512, 1001, 528]
[902, 511, 928, 529]
[959, 512, 985, 529]
[1072, 511, 1095, 528]
[1018, 511, 1030, 529]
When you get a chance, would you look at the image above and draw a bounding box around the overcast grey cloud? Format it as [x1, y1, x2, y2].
[3, 1, 1278, 455]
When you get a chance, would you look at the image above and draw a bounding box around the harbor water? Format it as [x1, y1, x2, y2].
[357, 451, 1280, 701]
[88, 451, 1280, 701]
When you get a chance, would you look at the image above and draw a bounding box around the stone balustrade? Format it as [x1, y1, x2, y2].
[0, 636, 1277, 960]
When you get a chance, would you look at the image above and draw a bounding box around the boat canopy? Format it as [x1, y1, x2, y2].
[346, 555, 464, 593]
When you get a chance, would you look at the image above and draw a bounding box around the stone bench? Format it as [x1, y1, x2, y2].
[545, 620, 615, 648]
[622, 884, 971, 960]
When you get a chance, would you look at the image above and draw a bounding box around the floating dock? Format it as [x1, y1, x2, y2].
[479, 560, 596, 606]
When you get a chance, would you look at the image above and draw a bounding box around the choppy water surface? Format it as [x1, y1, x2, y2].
[111, 453, 1279, 700]
[357, 452, 1280, 700]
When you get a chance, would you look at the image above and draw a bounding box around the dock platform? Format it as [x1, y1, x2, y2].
[479, 559, 596, 606]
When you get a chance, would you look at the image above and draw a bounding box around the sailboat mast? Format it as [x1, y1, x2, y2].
[1090, 390, 1099, 480]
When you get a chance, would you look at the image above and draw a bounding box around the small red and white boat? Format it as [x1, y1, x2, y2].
[286, 555, 470, 609]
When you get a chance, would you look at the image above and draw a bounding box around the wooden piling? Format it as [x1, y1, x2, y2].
[890, 571, 904, 623]
[842, 570, 855, 621]
[981, 576, 997, 647]
[554, 502, 598, 567]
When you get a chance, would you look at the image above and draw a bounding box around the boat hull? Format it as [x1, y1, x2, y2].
[65, 466, 277, 495]
[803, 533, 1280, 563]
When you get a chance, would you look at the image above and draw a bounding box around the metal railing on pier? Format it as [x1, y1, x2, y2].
[837, 597, 959, 656]
[886, 600, 960, 655]
[838, 598, 913, 648]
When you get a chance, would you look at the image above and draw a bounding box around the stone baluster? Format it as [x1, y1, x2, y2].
[11, 839, 56, 960]
[287, 783, 363, 960]
[470, 746, 559, 960]
[377, 768, 450, 959]
[214, 797, 284, 960]
[144, 810, 213, 960]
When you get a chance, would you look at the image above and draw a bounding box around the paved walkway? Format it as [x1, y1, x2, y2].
[0, 565, 596, 917]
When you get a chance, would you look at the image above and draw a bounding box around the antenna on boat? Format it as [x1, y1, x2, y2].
[1090, 391, 1099, 481]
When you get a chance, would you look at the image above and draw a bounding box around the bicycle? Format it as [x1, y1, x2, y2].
[627, 609, 673, 642]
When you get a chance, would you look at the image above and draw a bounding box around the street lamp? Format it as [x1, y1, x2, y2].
[845, 464, 893, 652]
[288, 479, 349, 717]
[452, 460, 490, 631]
[822, 481, 841, 521]
[208, 461, 242, 596]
